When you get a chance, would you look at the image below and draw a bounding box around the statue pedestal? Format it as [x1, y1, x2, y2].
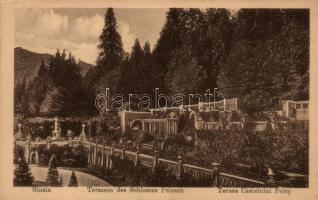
[51, 130, 61, 140]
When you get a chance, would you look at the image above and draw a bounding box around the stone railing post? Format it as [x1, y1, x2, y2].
[46, 136, 51, 150]
[35, 150, 39, 164]
[266, 168, 276, 186]
[18, 123, 22, 134]
[135, 144, 140, 166]
[81, 124, 86, 143]
[93, 139, 97, 166]
[25, 135, 31, 163]
[16, 123, 22, 140]
[122, 144, 126, 160]
[152, 147, 159, 172]
[176, 155, 183, 180]
[101, 145, 105, 168]
[109, 144, 115, 170]
[88, 139, 92, 165]
[69, 137, 73, 147]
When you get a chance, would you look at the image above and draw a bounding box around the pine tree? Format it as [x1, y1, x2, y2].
[68, 171, 78, 187]
[45, 50, 83, 116]
[46, 155, 60, 186]
[128, 39, 145, 93]
[142, 41, 154, 95]
[234, 9, 285, 42]
[14, 157, 34, 186]
[201, 8, 233, 90]
[143, 41, 151, 57]
[93, 8, 124, 97]
[130, 39, 144, 67]
[152, 8, 186, 91]
[97, 8, 124, 74]
[165, 47, 207, 100]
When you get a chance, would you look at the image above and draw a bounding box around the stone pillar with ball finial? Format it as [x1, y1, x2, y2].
[15, 123, 22, 140]
[52, 117, 60, 139]
[81, 123, 86, 140]
[176, 154, 183, 180]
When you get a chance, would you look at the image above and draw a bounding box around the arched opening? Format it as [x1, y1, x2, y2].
[30, 151, 37, 164]
[130, 120, 143, 132]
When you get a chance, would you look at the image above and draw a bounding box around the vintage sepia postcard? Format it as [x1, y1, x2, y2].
[0, 0, 318, 200]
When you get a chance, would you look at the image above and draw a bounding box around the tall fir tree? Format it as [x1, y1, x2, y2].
[14, 157, 34, 186]
[68, 171, 78, 187]
[143, 41, 151, 57]
[201, 8, 233, 90]
[93, 8, 124, 99]
[44, 50, 83, 116]
[152, 8, 186, 91]
[165, 47, 207, 100]
[46, 155, 60, 186]
[96, 8, 124, 74]
[128, 39, 145, 93]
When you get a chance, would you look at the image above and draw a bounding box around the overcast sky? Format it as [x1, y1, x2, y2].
[15, 8, 168, 64]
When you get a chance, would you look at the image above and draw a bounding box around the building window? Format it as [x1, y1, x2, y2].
[296, 104, 302, 109]
[303, 104, 309, 109]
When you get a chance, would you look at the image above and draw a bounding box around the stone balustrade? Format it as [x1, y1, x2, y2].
[15, 138, 272, 187]
[215, 172, 265, 187]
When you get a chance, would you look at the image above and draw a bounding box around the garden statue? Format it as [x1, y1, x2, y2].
[67, 129, 73, 140]
[15, 123, 23, 140]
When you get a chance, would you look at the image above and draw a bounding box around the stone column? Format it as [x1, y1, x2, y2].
[155, 122, 157, 133]
[150, 122, 153, 133]
[105, 155, 109, 170]
[176, 155, 183, 180]
[35, 150, 39, 164]
[81, 124, 86, 140]
[171, 121, 174, 134]
[52, 117, 59, 138]
[18, 123, 22, 135]
[93, 140, 97, 166]
[46, 136, 51, 150]
[172, 121, 174, 134]
[122, 145, 126, 159]
[54, 117, 58, 131]
[163, 120, 168, 133]
[142, 121, 145, 132]
[25, 136, 31, 163]
[109, 144, 115, 170]
[69, 137, 73, 147]
[101, 145, 105, 168]
[135, 144, 140, 166]
[148, 123, 151, 133]
[152, 147, 158, 172]
[88, 139, 91, 165]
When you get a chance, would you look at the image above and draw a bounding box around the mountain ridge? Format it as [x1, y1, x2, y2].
[14, 47, 93, 86]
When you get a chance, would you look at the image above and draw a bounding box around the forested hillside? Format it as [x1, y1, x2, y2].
[14, 8, 309, 117]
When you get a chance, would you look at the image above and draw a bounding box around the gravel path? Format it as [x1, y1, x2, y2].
[30, 165, 112, 186]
